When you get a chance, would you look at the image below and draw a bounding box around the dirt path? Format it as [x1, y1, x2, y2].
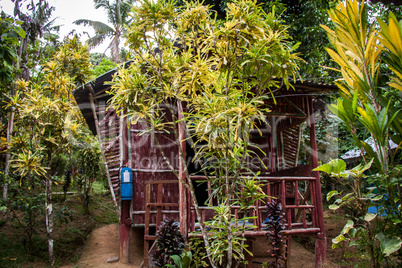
[61, 224, 143, 268]
[62, 223, 340, 267]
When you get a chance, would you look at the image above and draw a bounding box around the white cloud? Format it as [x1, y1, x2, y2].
[1, 0, 112, 54]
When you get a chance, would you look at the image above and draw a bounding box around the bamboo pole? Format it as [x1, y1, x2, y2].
[88, 88, 119, 220]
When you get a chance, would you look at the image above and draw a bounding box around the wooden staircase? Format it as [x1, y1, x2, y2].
[97, 107, 121, 198]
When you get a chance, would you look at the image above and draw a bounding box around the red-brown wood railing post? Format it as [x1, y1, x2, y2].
[144, 183, 151, 266]
[308, 96, 327, 267]
[120, 114, 131, 264]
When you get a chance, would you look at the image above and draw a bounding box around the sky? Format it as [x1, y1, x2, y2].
[0, 0, 112, 54]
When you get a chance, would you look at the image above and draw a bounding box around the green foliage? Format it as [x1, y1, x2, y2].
[0, 12, 25, 91]
[9, 0, 61, 82]
[316, 158, 402, 266]
[315, 159, 401, 267]
[314, 159, 347, 176]
[277, 0, 336, 79]
[320, 1, 402, 265]
[377, 12, 402, 147]
[54, 36, 93, 87]
[152, 219, 186, 267]
[0, 231, 47, 266]
[205, 204, 253, 266]
[172, 0, 336, 78]
[378, 12, 402, 93]
[188, 237, 208, 267]
[376, 233, 402, 257]
[4, 35, 94, 266]
[5, 184, 45, 254]
[92, 57, 117, 77]
[166, 251, 195, 268]
[74, 135, 105, 214]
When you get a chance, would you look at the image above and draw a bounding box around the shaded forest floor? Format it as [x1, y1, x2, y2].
[0, 192, 118, 267]
[0, 193, 353, 267]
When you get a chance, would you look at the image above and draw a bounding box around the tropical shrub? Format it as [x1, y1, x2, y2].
[5, 35, 93, 267]
[152, 219, 186, 267]
[108, 0, 301, 266]
[165, 251, 195, 268]
[319, 1, 402, 265]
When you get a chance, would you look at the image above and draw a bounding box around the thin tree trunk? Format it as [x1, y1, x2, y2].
[69, 149, 89, 214]
[45, 177, 54, 267]
[3, 109, 15, 202]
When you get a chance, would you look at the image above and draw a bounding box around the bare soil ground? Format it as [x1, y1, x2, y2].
[60, 224, 144, 268]
[61, 211, 345, 268]
[1, 193, 349, 267]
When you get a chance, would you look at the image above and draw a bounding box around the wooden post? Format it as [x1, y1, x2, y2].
[177, 101, 188, 237]
[120, 115, 131, 264]
[144, 183, 151, 267]
[308, 96, 327, 267]
[270, 117, 277, 173]
[120, 200, 131, 264]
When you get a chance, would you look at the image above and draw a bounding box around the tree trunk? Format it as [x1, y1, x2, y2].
[3, 109, 15, 202]
[45, 177, 54, 267]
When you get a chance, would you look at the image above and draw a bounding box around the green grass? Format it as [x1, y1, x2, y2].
[90, 193, 118, 225]
[91, 181, 108, 194]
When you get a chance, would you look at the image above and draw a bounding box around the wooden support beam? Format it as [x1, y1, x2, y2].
[271, 117, 277, 172]
[120, 113, 131, 264]
[144, 184, 151, 267]
[308, 96, 327, 267]
[156, 184, 163, 227]
[190, 175, 317, 181]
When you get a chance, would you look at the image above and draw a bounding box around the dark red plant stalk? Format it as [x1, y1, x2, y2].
[152, 218, 186, 267]
[265, 199, 287, 267]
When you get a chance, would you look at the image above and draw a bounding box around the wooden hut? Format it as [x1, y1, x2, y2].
[74, 66, 336, 267]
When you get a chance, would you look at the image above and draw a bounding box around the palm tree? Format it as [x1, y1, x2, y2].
[74, 0, 134, 63]
[14, 0, 60, 80]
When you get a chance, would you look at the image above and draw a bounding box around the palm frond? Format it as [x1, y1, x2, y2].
[87, 33, 110, 47]
[74, 19, 115, 35]
[94, 0, 112, 10]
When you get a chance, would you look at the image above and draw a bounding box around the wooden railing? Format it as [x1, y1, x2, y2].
[142, 176, 321, 266]
[189, 176, 321, 235]
[143, 180, 180, 267]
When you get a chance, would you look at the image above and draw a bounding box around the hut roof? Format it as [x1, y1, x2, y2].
[73, 62, 132, 134]
[341, 137, 398, 162]
[74, 63, 337, 135]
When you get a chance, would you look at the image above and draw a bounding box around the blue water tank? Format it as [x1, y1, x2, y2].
[120, 167, 133, 200]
